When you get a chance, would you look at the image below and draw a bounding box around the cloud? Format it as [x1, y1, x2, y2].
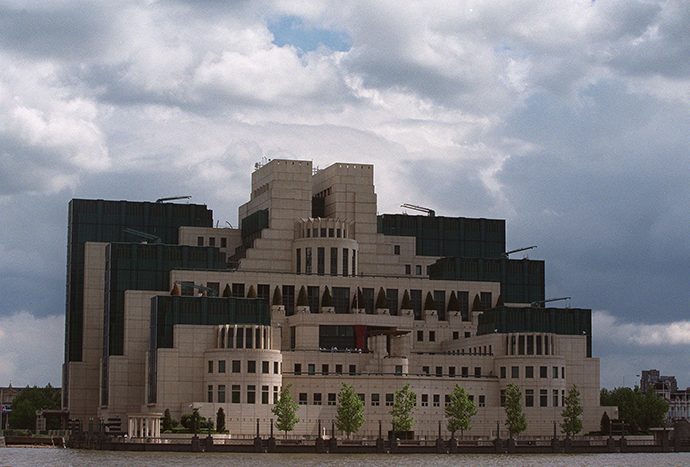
[594, 311, 690, 346]
[0, 312, 63, 387]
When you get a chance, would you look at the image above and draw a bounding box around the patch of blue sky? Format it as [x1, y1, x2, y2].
[269, 15, 351, 54]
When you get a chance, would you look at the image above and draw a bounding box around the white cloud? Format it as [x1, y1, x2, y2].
[594, 311, 690, 346]
[0, 312, 63, 387]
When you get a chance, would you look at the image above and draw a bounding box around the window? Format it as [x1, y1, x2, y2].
[540, 389, 548, 407]
[405, 264, 411, 275]
[562, 367, 566, 379]
[436, 366, 443, 377]
[453, 331, 459, 340]
[294, 363, 302, 375]
[553, 390, 559, 407]
[445, 395, 451, 406]
[395, 365, 403, 375]
[540, 366, 547, 378]
[274, 361, 280, 374]
[207, 385, 213, 403]
[479, 395, 486, 407]
[305, 248, 312, 275]
[342, 249, 349, 276]
[262, 361, 269, 374]
[465, 332, 471, 338]
[423, 366, 430, 375]
[449, 366, 456, 377]
[394, 245, 400, 255]
[247, 385, 256, 404]
[247, 360, 256, 374]
[218, 385, 226, 403]
[525, 389, 534, 407]
[336, 364, 343, 375]
[262, 386, 269, 404]
[197, 236, 204, 246]
[208, 361, 213, 373]
[417, 330, 424, 341]
[358, 394, 365, 403]
[322, 364, 329, 375]
[317, 247, 325, 275]
[314, 393, 322, 405]
[209, 237, 215, 247]
[500, 390, 506, 406]
[308, 364, 315, 375]
[371, 393, 380, 406]
[299, 393, 307, 405]
[527, 335, 534, 355]
[330, 247, 338, 276]
[218, 360, 226, 373]
[232, 360, 241, 373]
[328, 393, 336, 406]
[433, 394, 440, 407]
[500, 367, 507, 379]
[553, 366, 559, 379]
[421, 394, 429, 407]
[296, 248, 301, 274]
[525, 366, 533, 378]
[231, 385, 240, 403]
[220, 237, 227, 248]
[475, 367, 482, 377]
[274, 386, 279, 404]
[386, 394, 394, 406]
[429, 331, 436, 342]
[512, 366, 519, 378]
[415, 265, 422, 275]
[328, 228, 334, 238]
[462, 367, 469, 377]
[349, 365, 356, 375]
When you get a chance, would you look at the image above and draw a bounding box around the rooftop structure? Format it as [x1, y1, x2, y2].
[63, 159, 613, 438]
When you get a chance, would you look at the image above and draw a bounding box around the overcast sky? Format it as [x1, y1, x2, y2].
[1, 0, 689, 391]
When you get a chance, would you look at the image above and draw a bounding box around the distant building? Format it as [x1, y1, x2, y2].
[1, 385, 22, 429]
[63, 159, 614, 438]
[641, 370, 690, 421]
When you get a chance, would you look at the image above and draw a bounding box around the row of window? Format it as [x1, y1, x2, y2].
[293, 363, 358, 376]
[208, 360, 281, 375]
[500, 365, 565, 380]
[421, 366, 483, 377]
[208, 384, 278, 404]
[501, 389, 565, 408]
[197, 236, 228, 248]
[296, 247, 356, 276]
[297, 392, 487, 408]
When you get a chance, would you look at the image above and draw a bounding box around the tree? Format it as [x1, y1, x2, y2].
[216, 407, 226, 433]
[445, 384, 478, 437]
[560, 385, 584, 437]
[272, 384, 300, 438]
[335, 383, 364, 438]
[272, 285, 283, 305]
[600, 411, 611, 435]
[471, 294, 483, 311]
[246, 285, 257, 298]
[447, 291, 460, 313]
[504, 383, 527, 437]
[296, 285, 309, 307]
[321, 286, 333, 307]
[375, 287, 388, 309]
[600, 386, 669, 434]
[400, 290, 411, 309]
[423, 292, 436, 311]
[222, 284, 232, 297]
[162, 409, 173, 432]
[391, 383, 416, 434]
[8, 384, 61, 430]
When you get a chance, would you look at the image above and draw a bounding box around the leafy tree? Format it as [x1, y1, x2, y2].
[471, 294, 483, 311]
[272, 384, 300, 438]
[447, 291, 460, 312]
[216, 407, 226, 433]
[335, 383, 365, 438]
[222, 284, 232, 297]
[560, 385, 584, 437]
[600, 411, 611, 435]
[391, 383, 416, 433]
[246, 285, 257, 298]
[8, 384, 61, 430]
[162, 409, 173, 432]
[600, 386, 668, 434]
[504, 383, 527, 437]
[445, 384, 478, 437]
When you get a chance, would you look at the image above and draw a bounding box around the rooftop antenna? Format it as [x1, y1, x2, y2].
[502, 245, 537, 259]
[531, 297, 571, 308]
[401, 203, 435, 217]
[156, 195, 191, 203]
[123, 228, 161, 244]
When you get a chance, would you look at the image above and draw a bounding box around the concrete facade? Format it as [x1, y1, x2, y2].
[67, 159, 614, 438]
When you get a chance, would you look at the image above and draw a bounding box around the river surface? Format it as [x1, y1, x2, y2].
[1, 449, 690, 467]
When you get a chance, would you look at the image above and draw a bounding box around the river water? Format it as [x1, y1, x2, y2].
[1, 449, 690, 467]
